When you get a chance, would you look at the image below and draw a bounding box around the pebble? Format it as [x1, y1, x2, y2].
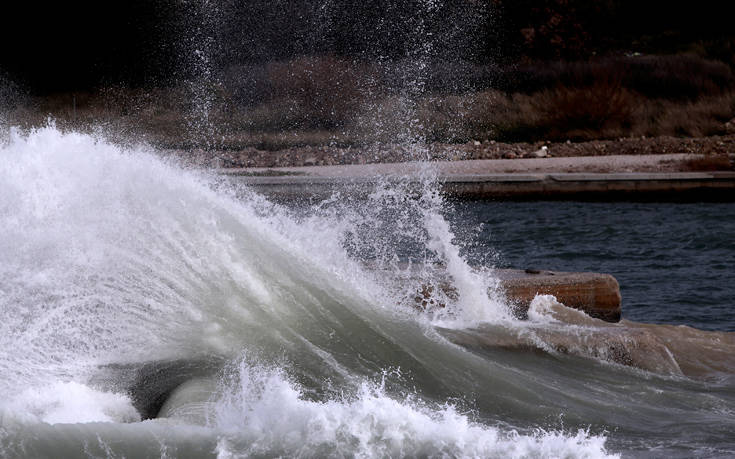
[725, 119, 735, 134]
[531, 146, 549, 158]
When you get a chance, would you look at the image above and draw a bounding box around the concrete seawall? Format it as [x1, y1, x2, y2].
[219, 155, 735, 200]
[224, 171, 735, 201]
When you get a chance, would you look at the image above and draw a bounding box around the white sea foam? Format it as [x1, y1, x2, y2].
[0, 126, 502, 385]
[1, 381, 139, 425]
[527, 294, 565, 323]
[211, 358, 618, 458]
[420, 189, 510, 326]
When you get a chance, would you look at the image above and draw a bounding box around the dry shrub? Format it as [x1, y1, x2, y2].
[502, 55, 735, 101]
[416, 95, 475, 142]
[347, 95, 416, 145]
[622, 55, 734, 100]
[465, 87, 735, 143]
[631, 92, 735, 138]
[461, 90, 533, 140]
[265, 56, 379, 130]
[530, 77, 636, 140]
[3, 86, 195, 148]
[471, 78, 639, 141]
[347, 92, 475, 145]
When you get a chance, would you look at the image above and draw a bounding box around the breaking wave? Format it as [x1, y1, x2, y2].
[0, 126, 621, 457]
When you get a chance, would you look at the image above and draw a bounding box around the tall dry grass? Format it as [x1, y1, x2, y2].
[4, 54, 735, 148]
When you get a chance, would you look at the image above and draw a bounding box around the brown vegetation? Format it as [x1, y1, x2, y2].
[4, 54, 735, 163]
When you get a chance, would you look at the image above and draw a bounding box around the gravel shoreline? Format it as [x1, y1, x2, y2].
[181, 134, 735, 170]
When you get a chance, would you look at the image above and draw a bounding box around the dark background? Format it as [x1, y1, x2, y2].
[1, 0, 733, 95]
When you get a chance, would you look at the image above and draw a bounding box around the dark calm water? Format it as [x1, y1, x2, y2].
[450, 201, 735, 332]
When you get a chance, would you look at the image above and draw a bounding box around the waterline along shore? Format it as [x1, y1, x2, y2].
[219, 154, 735, 200]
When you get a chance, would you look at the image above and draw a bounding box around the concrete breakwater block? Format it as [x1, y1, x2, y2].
[496, 269, 621, 322]
[407, 267, 622, 322]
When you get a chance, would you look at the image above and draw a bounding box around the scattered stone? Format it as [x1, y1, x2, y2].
[725, 118, 735, 134]
[184, 134, 735, 169]
[531, 146, 549, 158]
[473, 140, 481, 146]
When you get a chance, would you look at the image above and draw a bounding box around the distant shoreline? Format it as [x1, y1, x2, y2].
[218, 154, 735, 201]
[169, 134, 735, 171]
